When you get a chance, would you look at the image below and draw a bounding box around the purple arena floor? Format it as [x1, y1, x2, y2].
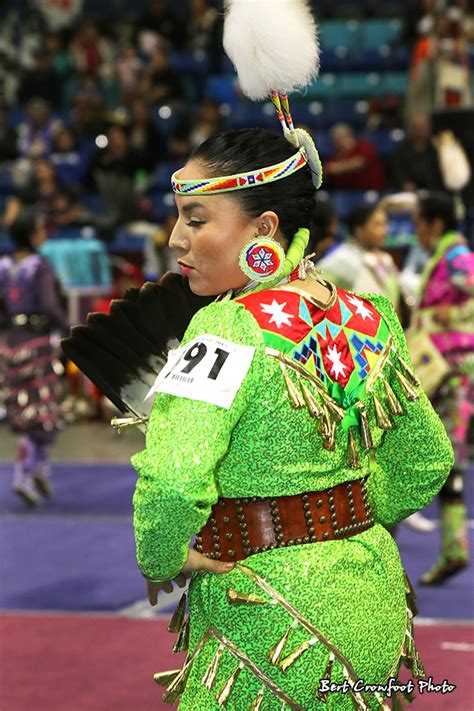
[0, 462, 473, 619]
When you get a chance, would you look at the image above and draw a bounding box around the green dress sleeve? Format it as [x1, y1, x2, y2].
[364, 294, 454, 528]
[131, 300, 265, 581]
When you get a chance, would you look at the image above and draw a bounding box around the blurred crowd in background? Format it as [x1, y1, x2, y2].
[0, 0, 473, 419]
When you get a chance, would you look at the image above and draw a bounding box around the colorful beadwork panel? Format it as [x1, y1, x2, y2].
[238, 288, 390, 394]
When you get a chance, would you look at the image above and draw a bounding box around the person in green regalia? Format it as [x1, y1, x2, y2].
[62, 2, 454, 709]
[130, 3, 453, 708]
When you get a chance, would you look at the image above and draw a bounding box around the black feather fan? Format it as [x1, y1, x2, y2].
[61, 272, 213, 418]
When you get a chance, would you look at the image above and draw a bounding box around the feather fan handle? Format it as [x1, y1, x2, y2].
[223, 0, 320, 101]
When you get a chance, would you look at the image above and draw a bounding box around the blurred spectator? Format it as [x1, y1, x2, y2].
[69, 20, 115, 81]
[17, 98, 62, 161]
[135, 0, 188, 53]
[308, 199, 340, 260]
[128, 98, 165, 171]
[43, 33, 72, 81]
[18, 51, 63, 107]
[316, 203, 400, 307]
[0, 105, 18, 163]
[324, 124, 386, 190]
[406, 8, 471, 122]
[33, 0, 84, 32]
[116, 44, 145, 104]
[70, 87, 107, 141]
[390, 113, 444, 192]
[50, 127, 89, 189]
[191, 0, 223, 71]
[458, 0, 474, 42]
[138, 47, 183, 105]
[142, 212, 177, 280]
[4, 159, 85, 231]
[189, 98, 223, 150]
[87, 125, 140, 227]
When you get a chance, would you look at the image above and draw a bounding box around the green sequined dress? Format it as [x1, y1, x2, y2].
[132, 283, 453, 710]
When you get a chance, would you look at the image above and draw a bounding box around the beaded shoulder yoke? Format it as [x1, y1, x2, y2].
[236, 285, 420, 469]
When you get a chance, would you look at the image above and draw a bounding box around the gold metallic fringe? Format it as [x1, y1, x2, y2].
[281, 365, 305, 409]
[346, 428, 361, 469]
[299, 380, 322, 418]
[404, 570, 419, 617]
[168, 591, 187, 632]
[323, 396, 345, 422]
[357, 403, 373, 450]
[393, 369, 419, 402]
[392, 688, 416, 710]
[227, 589, 268, 606]
[315, 652, 335, 702]
[216, 661, 244, 706]
[382, 376, 405, 416]
[268, 619, 298, 665]
[249, 687, 266, 710]
[202, 643, 224, 689]
[153, 669, 181, 689]
[172, 615, 190, 653]
[372, 394, 392, 430]
[392, 350, 420, 387]
[373, 691, 391, 710]
[319, 406, 336, 451]
[403, 620, 426, 680]
[162, 655, 193, 704]
[342, 667, 370, 711]
[278, 637, 319, 672]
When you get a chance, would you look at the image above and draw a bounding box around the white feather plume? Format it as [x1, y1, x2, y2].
[223, 0, 320, 101]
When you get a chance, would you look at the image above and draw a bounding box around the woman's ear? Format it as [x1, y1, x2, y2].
[257, 211, 279, 239]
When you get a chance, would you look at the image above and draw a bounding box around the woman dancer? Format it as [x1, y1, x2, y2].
[0, 208, 68, 505]
[63, 2, 454, 707]
[413, 192, 473, 585]
[123, 114, 454, 708]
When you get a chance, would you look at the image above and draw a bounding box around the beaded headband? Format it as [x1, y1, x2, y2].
[171, 145, 308, 196]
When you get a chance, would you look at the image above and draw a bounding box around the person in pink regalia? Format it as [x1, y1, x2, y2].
[413, 192, 474, 584]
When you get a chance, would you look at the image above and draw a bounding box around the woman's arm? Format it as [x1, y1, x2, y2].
[132, 301, 265, 582]
[365, 294, 454, 528]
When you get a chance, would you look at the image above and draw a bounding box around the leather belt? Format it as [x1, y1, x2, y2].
[195, 478, 374, 562]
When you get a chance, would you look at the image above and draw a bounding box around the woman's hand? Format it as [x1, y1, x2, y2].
[146, 548, 235, 605]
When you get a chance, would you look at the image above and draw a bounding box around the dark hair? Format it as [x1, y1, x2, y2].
[190, 128, 315, 241]
[418, 192, 458, 233]
[9, 208, 42, 251]
[347, 203, 382, 235]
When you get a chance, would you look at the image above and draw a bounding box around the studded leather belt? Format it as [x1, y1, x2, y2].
[195, 478, 374, 562]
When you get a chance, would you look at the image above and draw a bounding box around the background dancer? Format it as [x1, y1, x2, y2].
[412, 192, 474, 585]
[0, 208, 68, 506]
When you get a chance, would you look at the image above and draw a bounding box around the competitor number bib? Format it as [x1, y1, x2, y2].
[145, 335, 255, 409]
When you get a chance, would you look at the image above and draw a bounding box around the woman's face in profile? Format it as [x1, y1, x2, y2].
[169, 160, 259, 296]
